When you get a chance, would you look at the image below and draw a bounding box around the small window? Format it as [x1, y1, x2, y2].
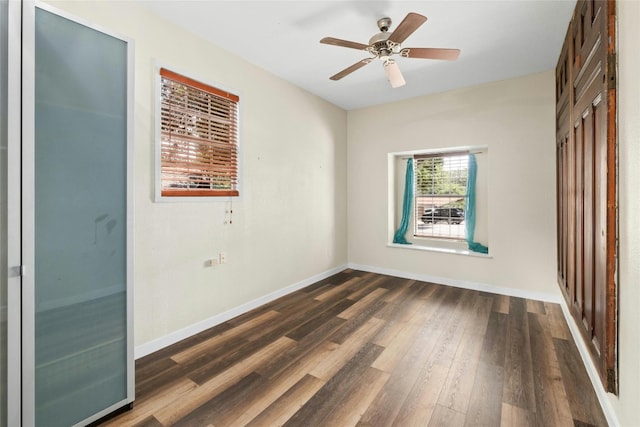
[414, 152, 468, 240]
[158, 68, 239, 198]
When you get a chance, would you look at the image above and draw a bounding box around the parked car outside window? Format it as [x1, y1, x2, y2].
[421, 207, 465, 224]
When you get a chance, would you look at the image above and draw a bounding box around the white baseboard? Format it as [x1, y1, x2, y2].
[134, 264, 348, 359]
[347, 263, 562, 303]
[558, 298, 620, 427]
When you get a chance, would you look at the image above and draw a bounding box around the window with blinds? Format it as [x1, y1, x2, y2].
[414, 152, 468, 239]
[159, 68, 239, 197]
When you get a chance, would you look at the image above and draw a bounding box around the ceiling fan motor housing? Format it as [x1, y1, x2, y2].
[371, 16, 392, 58]
[369, 34, 391, 58]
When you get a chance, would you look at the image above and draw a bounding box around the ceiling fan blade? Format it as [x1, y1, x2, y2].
[402, 48, 461, 61]
[388, 12, 427, 44]
[329, 59, 373, 81]
[320, 37, 369, 51]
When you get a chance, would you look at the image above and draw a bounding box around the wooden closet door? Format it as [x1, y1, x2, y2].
[556, 0, 617, 392]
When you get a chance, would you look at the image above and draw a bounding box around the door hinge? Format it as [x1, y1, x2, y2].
[607, 52, 617, 89]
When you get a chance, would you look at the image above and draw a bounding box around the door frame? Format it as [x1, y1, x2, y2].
[604, 0, 618, 393]
[21, 0, 35, 423]
[6, 0, 23, 426]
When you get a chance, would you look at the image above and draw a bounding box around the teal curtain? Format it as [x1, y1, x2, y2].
[393, 159, 414, 244]
[465, 154, 489, 254]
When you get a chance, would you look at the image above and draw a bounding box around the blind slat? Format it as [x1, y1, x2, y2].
[163, 166, 236, 177]
[160, 100, 236, 124]
[161, 138, 238, 154]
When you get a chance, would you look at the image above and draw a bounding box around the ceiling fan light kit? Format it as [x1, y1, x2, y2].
[383, 60, 406, 88]
[320, 12, 460, 88]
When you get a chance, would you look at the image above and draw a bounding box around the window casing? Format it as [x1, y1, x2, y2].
[158, 68, 239, 198]
[413, 152, 469, 240]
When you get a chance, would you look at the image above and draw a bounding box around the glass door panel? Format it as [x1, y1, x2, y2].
[33, 7, 129, 426]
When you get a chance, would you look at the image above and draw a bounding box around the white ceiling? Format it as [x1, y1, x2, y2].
[140, 0, 576, 110]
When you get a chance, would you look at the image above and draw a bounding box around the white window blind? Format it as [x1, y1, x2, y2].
[160, 68, 239, 197]
[414, 152, 468, 239]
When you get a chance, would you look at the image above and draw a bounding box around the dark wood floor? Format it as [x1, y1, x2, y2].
[101, 269, 607, 426]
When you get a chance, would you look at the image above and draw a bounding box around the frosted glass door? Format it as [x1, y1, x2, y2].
[33, 7, 131, 426]
[0, 0, 8, 425]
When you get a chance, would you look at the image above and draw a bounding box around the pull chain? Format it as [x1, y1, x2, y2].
[224, 198, 233, 225]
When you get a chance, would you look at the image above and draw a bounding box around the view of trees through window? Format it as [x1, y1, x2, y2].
[414, 153, 469, 239]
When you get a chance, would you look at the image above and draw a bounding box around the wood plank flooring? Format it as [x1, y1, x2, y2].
[99, 270, 607, 426]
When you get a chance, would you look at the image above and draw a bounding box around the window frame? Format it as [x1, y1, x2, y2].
[388, 146, 489, 255]
[154, 64, 241, 202]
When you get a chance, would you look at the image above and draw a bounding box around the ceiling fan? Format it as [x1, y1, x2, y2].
[320, 12, 460, 88]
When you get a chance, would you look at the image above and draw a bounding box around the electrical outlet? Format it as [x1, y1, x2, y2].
[206, 258, 219, 268]
[219, 252, 227, 264]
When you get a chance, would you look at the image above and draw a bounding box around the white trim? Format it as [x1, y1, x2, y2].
[6, 0, 23, 425]
[125, 25, 136, 406]
[392, 144, 489, 158]
[386, 243, 492, 258]
[35, 1, 130, 43]
[558, 298, 620, 427]
[347, 263, 562, 303]
[135, 264, 348, 359]
[21, 1, 36, 424]
[70, 398, 131, 427]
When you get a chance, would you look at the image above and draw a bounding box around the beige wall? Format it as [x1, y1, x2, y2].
[609, 1, 640, 425]
[348, 71, 559, 299]
[44, 1, 348, 349]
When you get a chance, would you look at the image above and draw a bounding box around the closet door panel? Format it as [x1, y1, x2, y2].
[593, 95, 607, 358]
[582, 107, 595, 334]
[556, 0, 617, 392]
[574, 119, 583, 312]
[32, 7, 131, 426]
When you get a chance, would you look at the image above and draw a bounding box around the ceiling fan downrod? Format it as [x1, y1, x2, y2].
[377, 17, 392, 32]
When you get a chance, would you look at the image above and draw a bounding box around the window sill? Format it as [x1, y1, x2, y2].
[387, 243, 492, 258]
